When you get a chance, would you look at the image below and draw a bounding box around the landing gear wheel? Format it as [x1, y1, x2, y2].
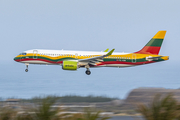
[25, 69, 28, 72]
[85, 70, 91, 75]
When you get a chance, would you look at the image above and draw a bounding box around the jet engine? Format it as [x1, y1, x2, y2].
[62, 61, 78, 70]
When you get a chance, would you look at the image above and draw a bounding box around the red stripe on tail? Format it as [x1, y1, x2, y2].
[136, 46, 161, 55]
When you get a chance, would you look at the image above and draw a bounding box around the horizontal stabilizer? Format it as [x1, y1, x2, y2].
[146, 56, 162, 61]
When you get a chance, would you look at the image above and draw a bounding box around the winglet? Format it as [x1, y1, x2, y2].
[106, 49, 115, 56]
[104, 48, 109, 52]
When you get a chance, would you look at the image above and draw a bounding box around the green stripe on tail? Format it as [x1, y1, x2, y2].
[136, 31, 166, 55]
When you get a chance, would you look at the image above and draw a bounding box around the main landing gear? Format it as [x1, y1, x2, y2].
[85, 69, 91, 75]
[25, 63, 29, 72]
[85, 65, 91, 75]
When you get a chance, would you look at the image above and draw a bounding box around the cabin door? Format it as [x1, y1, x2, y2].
[132, 54, 136, 63]
[33, 50, 38, 59]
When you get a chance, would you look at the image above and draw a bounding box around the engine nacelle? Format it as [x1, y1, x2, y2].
[62, 61, 78, 70]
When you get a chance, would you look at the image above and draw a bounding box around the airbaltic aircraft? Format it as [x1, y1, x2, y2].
[14, 31, 169, 75]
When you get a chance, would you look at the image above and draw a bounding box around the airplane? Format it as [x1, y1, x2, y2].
[14, 31, 169, 75]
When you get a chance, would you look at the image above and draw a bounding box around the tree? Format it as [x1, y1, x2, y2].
[137, 94, 179, 120]
[33, 96, 66, 120]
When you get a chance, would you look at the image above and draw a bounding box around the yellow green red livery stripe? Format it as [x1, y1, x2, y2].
[14, 52, 168, 66]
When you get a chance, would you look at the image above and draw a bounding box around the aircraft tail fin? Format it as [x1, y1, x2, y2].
[135, 31, 166, 55]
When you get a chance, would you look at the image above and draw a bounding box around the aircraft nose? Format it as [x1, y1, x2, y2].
[14, 57, 16, 61]
[14, 56, 18, 62]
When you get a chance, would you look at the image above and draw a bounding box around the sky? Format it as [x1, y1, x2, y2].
[0, 0, 180, 99]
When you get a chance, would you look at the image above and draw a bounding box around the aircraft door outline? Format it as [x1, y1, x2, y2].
[132, 54, 136, 63]
[33, 50, 38, 59]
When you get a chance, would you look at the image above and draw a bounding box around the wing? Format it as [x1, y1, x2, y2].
[78, 49, 115, 66]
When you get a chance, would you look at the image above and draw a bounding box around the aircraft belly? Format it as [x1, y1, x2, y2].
[105, 64, 134, 67]
[20, 60, 54, 65]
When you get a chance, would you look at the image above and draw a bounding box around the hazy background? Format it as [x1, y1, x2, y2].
[0, 0, 180, 98]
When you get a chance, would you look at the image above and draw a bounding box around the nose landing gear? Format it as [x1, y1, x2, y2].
[25, 69, 28, 72]
[25, 63, 29, 72]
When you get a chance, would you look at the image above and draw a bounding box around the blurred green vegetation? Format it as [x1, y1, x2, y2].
[137, 94, 180, 120]
[0, 96, 111, 120]
[4, 94, 180, 120]
[21, 95, 117, 103]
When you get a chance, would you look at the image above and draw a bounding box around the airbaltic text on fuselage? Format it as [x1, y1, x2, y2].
[65, 65, 74, 67]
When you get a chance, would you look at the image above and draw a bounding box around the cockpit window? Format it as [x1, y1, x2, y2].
[19, 53, 27, 55]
